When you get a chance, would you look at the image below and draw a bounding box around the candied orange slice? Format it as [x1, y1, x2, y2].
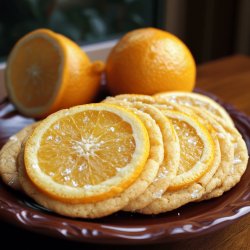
[154, 91, 234, 126]
[159, 110, 215, 190]
[24, 103, 149, 203]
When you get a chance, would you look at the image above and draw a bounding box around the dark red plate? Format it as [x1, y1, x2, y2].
[0, 91, 249, 245]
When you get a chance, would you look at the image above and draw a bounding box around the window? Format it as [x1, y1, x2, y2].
[0, 0, 164, 61]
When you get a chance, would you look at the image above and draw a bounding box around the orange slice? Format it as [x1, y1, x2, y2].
[5, 29, 104, 118]
[24, 103, 149, 203]
[159, 110, 215, 190]
[154, 91, 234, 126]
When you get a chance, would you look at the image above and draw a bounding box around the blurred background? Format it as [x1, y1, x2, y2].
[0, 0, 249, 64]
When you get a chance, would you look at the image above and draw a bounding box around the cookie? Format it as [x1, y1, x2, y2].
[156, 101, 234, 197]
[141, 107, 221, 214]
[0, 123, 37, 190]
[104, 94, 155, 104]
[154, 91, 235, 127]
[153, 96, 248, 201]
[175, 106, 234, 197]
[152, 99, 248, 201]
[103, 99, 180, 210]
[19, 109, 163, 218]
[202, 113, 248, 200]
[185, 108, 234, 199]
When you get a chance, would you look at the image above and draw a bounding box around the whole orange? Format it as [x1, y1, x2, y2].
[106, 27, 196, 95]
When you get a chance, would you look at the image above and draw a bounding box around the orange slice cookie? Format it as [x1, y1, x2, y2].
[103, 98, 180, 210]
[161, 110, 215, 191]
[153, 98, 246, 201]
[141, 109, 220, 214]
[24, 103, 150, 203]
[154, 91, 234, 127]
[177, 106, 234, 197]
[201, 112, 248, 200]
[104, 94, 155, 104]
[19, 105, 163, 218]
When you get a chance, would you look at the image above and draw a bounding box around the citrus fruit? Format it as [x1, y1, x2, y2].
[24, 103, 150, 203]
[106, 27, 196, 95]
[159, 110, 215, 190]
[5, 29, 105, 118]
[154, 91, 234, 126]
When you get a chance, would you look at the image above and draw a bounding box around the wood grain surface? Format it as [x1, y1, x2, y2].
[197, 55, 250, 116]
[0, 55, 249, 249]
[161, 55, 250, 249]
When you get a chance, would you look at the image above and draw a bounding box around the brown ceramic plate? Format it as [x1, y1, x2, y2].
[0, 90, 250, 245]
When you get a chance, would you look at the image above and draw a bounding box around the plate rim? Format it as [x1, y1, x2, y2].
[0, 91, 250, 244]
[0, 186, 250, 244]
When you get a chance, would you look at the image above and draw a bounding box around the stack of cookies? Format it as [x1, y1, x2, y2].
[0, 91, 248, 218]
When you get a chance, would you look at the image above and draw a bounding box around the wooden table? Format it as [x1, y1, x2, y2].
[0, 55, 250, 249]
